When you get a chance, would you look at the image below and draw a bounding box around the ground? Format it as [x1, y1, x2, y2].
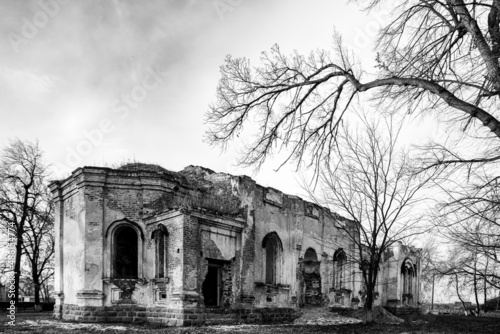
[1, 310, 499, 333]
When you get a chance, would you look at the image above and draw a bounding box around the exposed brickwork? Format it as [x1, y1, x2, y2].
[58, 304, 298, 326]
[239, 208, 256, 304]
[297, 260, 305, 307]
[60, 304, 148, 324]
[220, 262, 233, 307]
[304, 270, 322, 305]
[183, 215, 200, 297]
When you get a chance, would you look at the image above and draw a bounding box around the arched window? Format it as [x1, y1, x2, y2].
[333, 249, 347, 289]
[152, 225, 168, 279]
[401, 258, 415, 297]
[114, 226, 138, 278]
[262, 232, 283, 285]
[304, 248, 318, 261]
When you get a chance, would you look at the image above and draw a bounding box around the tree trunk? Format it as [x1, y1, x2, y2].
[452, 0, 500, 92]
[431, 275, 435, 311]
[32, 268, 42, 312]
[363, 288, 374, 324]
[473, 267, 480, 315]
[455, 275, 469, 316]
[363, 302, 373, 323]
[14, 235, 23, 305]
[42, 283, 50, 303]
[497, 292, 500, 311]
[484, 275, 487, 313]
[484, 258, 489, 313]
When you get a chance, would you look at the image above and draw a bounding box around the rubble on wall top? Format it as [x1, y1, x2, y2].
[52, 162, 356, 225]
[181, 165, 216, 176]
[118, 162, 175, 174]
[178, 165, 217, 190]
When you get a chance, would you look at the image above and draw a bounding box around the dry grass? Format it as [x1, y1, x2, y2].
[2, 313, 500, 334]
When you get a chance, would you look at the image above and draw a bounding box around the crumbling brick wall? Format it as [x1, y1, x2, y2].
[51, 163, 401, 327]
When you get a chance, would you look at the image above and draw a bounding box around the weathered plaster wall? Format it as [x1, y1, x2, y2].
[233, 176, 361, 308]
[52, 166, 188, 311]
[61, 179, 85, 306]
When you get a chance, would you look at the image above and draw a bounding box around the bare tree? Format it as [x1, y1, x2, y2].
[22, 195, 54, 311]
[483, 257, 490, 313]
[451, 272, 471, 316]
[303, 116, 440, 322]
[206, 1, 500, 174]
[0, 139, 49, 304]
[40, 280, 54, 303]
[433, 237, 499, 315]
[435, 172, 500, 289]
[205, 0, 500, 319]
[418, 236, 440, 308]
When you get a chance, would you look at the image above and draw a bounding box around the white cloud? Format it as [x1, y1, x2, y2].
[0, 67, 62, 99]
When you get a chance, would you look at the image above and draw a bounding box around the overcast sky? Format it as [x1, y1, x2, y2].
[0, 0, 428, 196]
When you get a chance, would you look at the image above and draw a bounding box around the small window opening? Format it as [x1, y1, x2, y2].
[153, 227, 168, 279]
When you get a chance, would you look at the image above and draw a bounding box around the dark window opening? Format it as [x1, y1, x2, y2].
[263, 233, 282, 285]
[265, 238, 277, 284]
[304, 248, 318, 261]
[114, 226, 138, 278]
[202, 262, 223, 307]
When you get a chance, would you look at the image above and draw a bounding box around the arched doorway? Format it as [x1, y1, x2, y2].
[303, 248, 321, 305]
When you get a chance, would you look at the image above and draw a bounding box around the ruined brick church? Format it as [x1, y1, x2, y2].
[49, 163, 421, 325]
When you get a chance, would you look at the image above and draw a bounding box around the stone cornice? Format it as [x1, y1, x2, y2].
[192, 211, 246, 232]
[49, 166, 187, 200]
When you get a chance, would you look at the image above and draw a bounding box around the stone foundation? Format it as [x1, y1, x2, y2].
[55, 304, 299, 326]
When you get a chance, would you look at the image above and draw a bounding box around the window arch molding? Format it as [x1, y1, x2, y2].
[262, 231, 283, 249]
[105, 219, 145, 279]
[150, 224, 168, 239]
[262, 232, 283, 285]
[401, 258, 416, 275]
[333, 248, 346, 261]
[105, 218, 145, 240]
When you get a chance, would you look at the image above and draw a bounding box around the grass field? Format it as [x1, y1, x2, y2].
[1, 312, 500, 333]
